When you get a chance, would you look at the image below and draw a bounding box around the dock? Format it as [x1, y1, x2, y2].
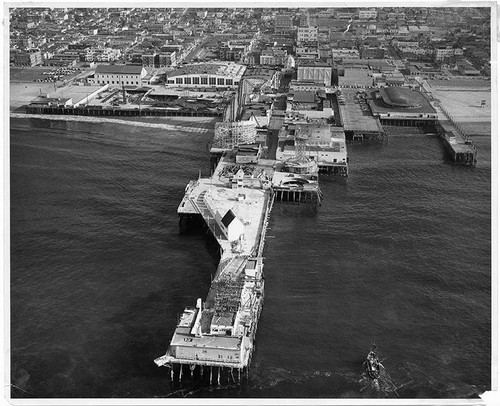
[154, 67, 345, 386]
[438, 123, 477, 165]
[154, 125, 326, 386]
[336, 88, 386, 142]
[419, 79, 479, 165]
[154, 145, 278, 385]
[434, 102, 477, 165]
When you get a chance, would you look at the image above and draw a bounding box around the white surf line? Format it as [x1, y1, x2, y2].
[10, 113, 212, 133]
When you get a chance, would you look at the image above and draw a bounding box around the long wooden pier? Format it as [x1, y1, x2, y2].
[154, 150, 277, 386]
[434, 103, 477, 165]
[25, 105, 222, 117]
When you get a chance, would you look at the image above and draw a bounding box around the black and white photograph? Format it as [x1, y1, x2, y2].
[4, 1, 496, 402]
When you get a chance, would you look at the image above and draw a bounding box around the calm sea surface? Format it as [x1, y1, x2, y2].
[10, 117, 491, 399]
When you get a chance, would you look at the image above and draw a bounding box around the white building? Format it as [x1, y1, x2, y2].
[220, 209, 245, 242]
[165, 62, 246, 89]
[434, 46, 463, 61]
[297, 64, 332, 86]
[358, 9, 378, 20]
[331, 48, 360, 61]
[297, 26, 318, 42]
[276, 123, 347, 167]
[260, 49, 288, 66]
[295, 46, 319, 60]
[91, 64, 147, 86]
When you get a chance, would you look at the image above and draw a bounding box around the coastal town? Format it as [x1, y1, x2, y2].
[10, 7, 491, 161]
[9, 6, 493, 396]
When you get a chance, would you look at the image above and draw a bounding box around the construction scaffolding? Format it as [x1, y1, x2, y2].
[213, 120, 258, 149]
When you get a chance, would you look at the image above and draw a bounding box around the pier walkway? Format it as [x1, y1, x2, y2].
[155, 150, 273, 383]
[336, 88, 386, 142]
[432, 101, 477, 165]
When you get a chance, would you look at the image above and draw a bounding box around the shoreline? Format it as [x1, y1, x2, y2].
[10, 112, 219, 132]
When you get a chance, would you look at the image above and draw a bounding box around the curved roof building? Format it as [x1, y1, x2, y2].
[165, 62, 246, 89]
[378, 87, 423, 108]
[368, 87, 438, 123]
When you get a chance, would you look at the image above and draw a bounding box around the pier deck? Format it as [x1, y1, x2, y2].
[337, 88, 385, 141]
[433, 103, 477, 165]
[155, 149, 273, 376]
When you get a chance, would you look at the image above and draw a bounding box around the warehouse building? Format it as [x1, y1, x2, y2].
[90, 64, 148, 87]
[165, 62, 246, 89]
[297, 63, 332, 87]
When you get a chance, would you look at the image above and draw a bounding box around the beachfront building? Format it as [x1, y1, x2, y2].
[90, 64, 147, 86]
[368, 87, 438, 126]
[165, 62, 246, 89]
[276, 123, 348, 174]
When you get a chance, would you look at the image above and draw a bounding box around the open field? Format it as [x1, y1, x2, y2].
[9, 82, 56, 111]
[10, 67, 49, 82]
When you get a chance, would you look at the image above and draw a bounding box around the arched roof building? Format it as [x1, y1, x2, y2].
[368, 87, 438, 125]
[165, 62, 246, 89]
[378, 87, 423, 108]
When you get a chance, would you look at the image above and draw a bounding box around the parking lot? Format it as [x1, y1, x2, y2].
[10, 66, 82, 83]
[337, 88, 383, 133]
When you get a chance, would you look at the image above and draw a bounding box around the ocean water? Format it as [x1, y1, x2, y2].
[10, 117, 491, 399]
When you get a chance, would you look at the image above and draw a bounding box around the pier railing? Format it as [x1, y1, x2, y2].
[438, 103, 474, 145]
[256, 192, 275, 257]
[189, 189, 225, 240]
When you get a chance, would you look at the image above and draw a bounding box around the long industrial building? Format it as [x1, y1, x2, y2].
[165, 62, 246, 89]
[297, 63, 332, 87]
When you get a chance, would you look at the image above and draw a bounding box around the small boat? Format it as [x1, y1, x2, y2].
[364, 347, 381, 379]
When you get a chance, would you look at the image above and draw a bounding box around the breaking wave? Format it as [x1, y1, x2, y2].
[10, 112, 212, 133]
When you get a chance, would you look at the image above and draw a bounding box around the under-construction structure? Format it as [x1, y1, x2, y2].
[155, 147, 274, 386]
[282, 133, 318, 175]
[276, 123, 349, 176]
[210, 118, 261, 172]
[213, 120, 258, 149]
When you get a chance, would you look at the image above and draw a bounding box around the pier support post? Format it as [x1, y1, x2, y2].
[170, 365, 174, 382]
[201, 365, 204, 378]
[190, 364, 195, 379]
[210, 366, 213, 385]
[238, 368, 241, 383]
[179, 364, 183, 382]
[217, 367, 221, 386]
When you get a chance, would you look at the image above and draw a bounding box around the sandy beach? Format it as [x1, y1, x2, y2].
[9, 82, 56, 111]
[433, 89, 491, 123]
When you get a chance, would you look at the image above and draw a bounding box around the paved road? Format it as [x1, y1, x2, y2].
[182, 36, 212, 63]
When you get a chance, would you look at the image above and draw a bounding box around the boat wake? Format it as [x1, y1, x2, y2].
[360, 345, 400, 397]
[359, 362, 400, 396]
